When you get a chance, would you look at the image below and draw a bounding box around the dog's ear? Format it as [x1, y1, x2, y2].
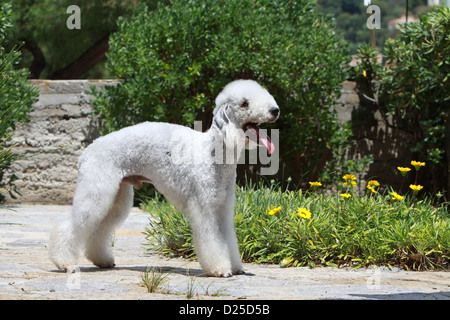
[212, 104, 230, 130]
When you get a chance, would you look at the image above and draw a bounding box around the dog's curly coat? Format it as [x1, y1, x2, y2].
[49, 80, 279, 277]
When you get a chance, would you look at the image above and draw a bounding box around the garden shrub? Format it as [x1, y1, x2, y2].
[354, 7, 450, 194]
[91, 0, 350, 184]
[382, 7, 450, 194]
[143, 178, 449, 270]
[0, 3, 39, 202]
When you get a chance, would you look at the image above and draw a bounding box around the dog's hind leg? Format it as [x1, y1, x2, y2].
[49, 164, 123, 271]
[49, 217, 81, 272]
[84, 183, 134, 268]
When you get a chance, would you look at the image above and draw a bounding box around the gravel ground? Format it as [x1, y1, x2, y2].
[0, 205, 449, 300]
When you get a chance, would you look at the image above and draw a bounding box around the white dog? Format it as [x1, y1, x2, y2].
[49, 80, 279, 277]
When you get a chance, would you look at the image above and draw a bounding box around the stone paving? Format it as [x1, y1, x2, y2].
[0, 205, 449, 300]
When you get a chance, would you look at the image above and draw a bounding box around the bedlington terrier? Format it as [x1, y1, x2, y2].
[49, 79, 279, 277]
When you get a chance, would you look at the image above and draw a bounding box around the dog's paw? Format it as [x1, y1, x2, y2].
[87, 252, 115, 269]
[65, 265, 80, 273]
[90, 255, 115, 269]
[52, 261, 76, 273]
[208, 270, 233, 278]
[218, 271, 233, 278]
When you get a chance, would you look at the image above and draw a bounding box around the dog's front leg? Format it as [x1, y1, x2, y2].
[187, 207, 235, 277]
[216, 192, 244, 275]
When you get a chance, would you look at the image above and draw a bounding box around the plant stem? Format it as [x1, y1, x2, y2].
[400, 176, 405, 193]
[277, 215, 301, 240]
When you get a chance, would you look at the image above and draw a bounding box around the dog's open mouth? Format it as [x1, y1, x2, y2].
[243, 122, 275, 155]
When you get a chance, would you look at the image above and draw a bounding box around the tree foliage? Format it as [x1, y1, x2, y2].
[7, 0, 139, 78]
[318, 0, 431, 54]
[382, 6, 450, 191]
[0, 2, 39, 202]
[354, 6, 450, 193]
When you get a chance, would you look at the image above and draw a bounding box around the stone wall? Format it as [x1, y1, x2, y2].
[4, 80, 361, 204]
[4, 80, 117, 204]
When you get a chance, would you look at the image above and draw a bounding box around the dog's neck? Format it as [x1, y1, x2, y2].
[206, 122, 245, 166]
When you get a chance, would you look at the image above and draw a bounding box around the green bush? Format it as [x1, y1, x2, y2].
[92, 0, 350, 182]
[0, 2, 39, 202]
[381, 7, 450, 193]
[354, 7, 450, 193]
[143, 179, 449, 270]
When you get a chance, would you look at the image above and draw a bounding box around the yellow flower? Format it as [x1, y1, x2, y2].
[344, 180, 357, 187]
[409, 184, 423, 193]
[366, 180, 379, 194]
[309, 181, 322, 187]
[298, 208, 312, 219]
[397, 167, 411, 176]
[340, 193, 351, 199]
[367, 180, 380, 187]
[363, 70, 367, 78]
[342, 174, 356, 181]
[367, 186, 378, 194]
[280, 257, 295, 268]
[391, 192, 404, 201]
[268, 206, 282, 216]
[411, 161, 425, 171]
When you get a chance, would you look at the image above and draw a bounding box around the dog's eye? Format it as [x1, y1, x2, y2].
[240, 100, 249, 108]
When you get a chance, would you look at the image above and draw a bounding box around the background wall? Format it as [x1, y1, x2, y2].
[4, 80, 117, 204]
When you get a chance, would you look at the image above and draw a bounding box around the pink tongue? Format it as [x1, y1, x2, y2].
[248, 124, 275, 155]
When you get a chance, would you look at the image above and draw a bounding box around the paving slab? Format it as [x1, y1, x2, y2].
[0, 205, 449, 300]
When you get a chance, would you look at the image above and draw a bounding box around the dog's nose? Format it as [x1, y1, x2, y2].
[269, 107, 280, 118]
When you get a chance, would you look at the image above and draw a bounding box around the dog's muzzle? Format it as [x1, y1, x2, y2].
[243, 123, 275, 155]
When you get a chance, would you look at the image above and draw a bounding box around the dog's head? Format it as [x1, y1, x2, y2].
[213, 80, 279, 154]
